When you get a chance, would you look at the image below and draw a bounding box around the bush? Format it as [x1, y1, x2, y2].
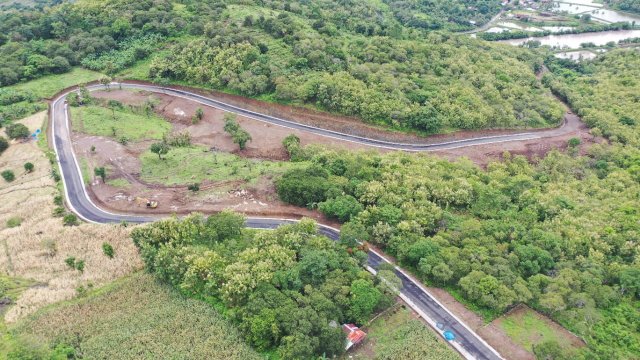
[568, 138, 581, 147]
[75, 260, 85, 272]
[102, 243, 115, 258]
[319, 195, 363, 222]
[0, 136, 8, 154]
[2, 169, 15, 182]
[188, 183, 200, 192]
[52, 207, 65, 217]
[6, 216, 22, 228]
[65, 256, 76, 269]
[53, 195, 63, 206]
[6, 123, 30, 139]
[63, 214, 78, 226]
[94, 167, 106, 182]
[24, 162, 34, 172]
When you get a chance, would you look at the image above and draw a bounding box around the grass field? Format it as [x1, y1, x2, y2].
[140, 146, 302, 185]
[8, 273, 261, 360]
[6, 68, 103, 100]
[496, 306, 584, 353]
[347, 304, 460, 360]
[70, 105, 171, 141]
[106, 178, 131, 188]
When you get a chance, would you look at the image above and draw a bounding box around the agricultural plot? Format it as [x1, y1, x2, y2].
[8, 273, 261, 360]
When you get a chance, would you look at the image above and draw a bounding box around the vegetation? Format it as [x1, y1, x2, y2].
[6, 216, 22, 228]
[23, 162, 33, 172]
[140, 145, 301, 186]
[8, 273, 262, 360]
[223, 114, 252, 150]
[605, 0, 640, 14]
[0, 136, 8, 154]
[1, 169, 15, 182]
[352, 305, 460, 360]
[131, 212, 398, 359]
[150, 141, 170, 160]
[94, 166, 106, 183]
[545, 50, 640, 146]
[70, 104, 170, 141]
[276, 144, 640, 359]
[5, 123, 29, 139]
[62, 214, 78, 227]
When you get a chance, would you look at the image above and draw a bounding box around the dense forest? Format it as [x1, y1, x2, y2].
[0, 0, 562, 133]
[131, 211, 397, 359]
[545, 50, 640, 146]
[275, 140, 640, 359]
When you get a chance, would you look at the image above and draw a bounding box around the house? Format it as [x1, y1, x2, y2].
[342, 323, 367, 350]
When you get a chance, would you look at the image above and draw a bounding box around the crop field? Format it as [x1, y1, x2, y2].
[0, 112, 141, 323]
[347, 304, 460, 360]
[70, 105, 171, 141]
[140, 146, 303, 185]
[9, 273, 261, 360]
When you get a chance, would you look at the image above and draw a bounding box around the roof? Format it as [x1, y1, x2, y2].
[342, 324, 367, 350]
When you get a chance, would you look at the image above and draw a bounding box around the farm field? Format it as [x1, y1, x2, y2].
[7, 273, 261, 359]
[0, 112, 141, 323]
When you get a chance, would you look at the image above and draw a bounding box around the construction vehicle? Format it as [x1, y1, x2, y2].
[135, 197, 158, 209]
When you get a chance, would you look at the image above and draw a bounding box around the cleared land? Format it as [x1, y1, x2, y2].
[494, 305, 585, 355]
[0, 112, 141, 323]
[347, 303, 460, 360]
[70, 105, 171, 141]
[9, 273, 261, 360]
[140, 146, 301, 186]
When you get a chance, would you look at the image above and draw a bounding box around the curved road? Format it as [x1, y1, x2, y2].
[50, 83, 522, 360]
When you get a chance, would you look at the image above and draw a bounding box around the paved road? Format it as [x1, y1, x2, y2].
[51, 84, 507, 360]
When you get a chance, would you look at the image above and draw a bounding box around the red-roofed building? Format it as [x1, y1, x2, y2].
[342, 323, 367, 350]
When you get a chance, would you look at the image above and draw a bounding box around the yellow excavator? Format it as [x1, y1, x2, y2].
[135, 197, 158, 209]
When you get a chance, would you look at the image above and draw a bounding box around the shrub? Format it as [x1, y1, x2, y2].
[52, 207, 65, 217]
[188, 183, 200, 192]
[193, 107, 204, 124]
[24, 162, 34, 172]
[150, 141, 170, 159]
[51, 169, 61, 182]
[2, 169, 15, 182]
[319, 195, 364, 222]
[568, 137, 581, 147]
[6, 216, 22, 228]
[102, 243, 115, 258]
[75, 260, 85, 272]
[224, 115, 252, 150]
[6, 123, 30, 139]
[276, 167, 330, 207]
[0, 136, 8, 154]
[53, 195, 63, 206]
[63, 214, 78, 226]
[94, 167, 106, 182]
[65, 256, 76, 269]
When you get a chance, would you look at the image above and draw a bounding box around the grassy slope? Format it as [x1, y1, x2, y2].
[70, 105, 171, 141]
[497, 307, 579, 352]
[9, 273, 261, 360]
[140, 146, 302, 185]
[6, 68, 102, 99]
[349, 305, 460, 359]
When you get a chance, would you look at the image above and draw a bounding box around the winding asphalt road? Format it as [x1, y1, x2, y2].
[50, 83, 522, 360]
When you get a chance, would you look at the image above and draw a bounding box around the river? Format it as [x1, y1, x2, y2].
[499, 29, 640, 49]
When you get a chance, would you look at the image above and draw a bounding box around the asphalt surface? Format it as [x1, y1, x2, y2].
[51, 84, 507, 360]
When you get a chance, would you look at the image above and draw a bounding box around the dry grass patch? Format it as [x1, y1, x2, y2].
[0, 112, 142, 323]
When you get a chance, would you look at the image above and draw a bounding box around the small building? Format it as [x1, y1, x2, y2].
[342, 324, 367, 351]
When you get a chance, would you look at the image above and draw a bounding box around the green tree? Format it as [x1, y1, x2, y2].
[1, 170, 15, 182]
[318, 195, 363, 222]
[150, 141, 170, 160]
[94, 167, 106, 182]
[348, 279, 382, 324]
[620, 267, 640, 298]
[0, 136, 8, 154]
[6, 123, 30, 139]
